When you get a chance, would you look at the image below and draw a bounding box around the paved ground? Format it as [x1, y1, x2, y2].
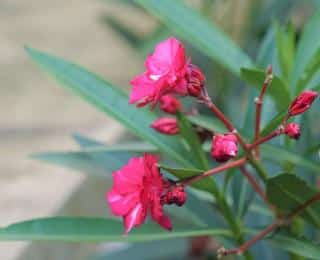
[0, 1, 150, 259]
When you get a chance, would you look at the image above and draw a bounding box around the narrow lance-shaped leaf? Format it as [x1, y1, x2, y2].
[240, 68, 291, 111]
[160, 165, 218, 196]
[0, 217, 231, 242]
[291, 10, 320, 93]
[177, 112, 209, 170]
[134, 0, 253, 76]
[266, 173, 320, 228]
[25, 47, 193, 167]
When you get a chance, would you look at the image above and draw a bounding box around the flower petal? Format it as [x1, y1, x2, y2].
[107, 189, 140, 216]
[124, 203, 147, 235]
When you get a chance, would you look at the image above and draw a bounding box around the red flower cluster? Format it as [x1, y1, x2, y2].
[288, 90, 318, 116]
[284, 123, 301, 140]
[107, 154, 186, 234]
[211, 133, 238, 162]
[129, 37, 205, 107]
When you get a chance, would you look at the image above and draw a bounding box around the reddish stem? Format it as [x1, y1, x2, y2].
[181, 157, 247, 186]
[249, 129, 282, 150]
[200, 97, 249, 151]
[239, 166, 276, 212]
[254, 66, 273, 158]
[219, 191, 320, 257]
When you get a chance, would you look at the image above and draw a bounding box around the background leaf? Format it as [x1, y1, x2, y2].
[134, 0, 253, 76]
[25, 47, 192, 168]
[240, 68, 291, 110]
[266, 173, 320, 227]
[0, 217, 230, 242]
[177, 112, 208, 170]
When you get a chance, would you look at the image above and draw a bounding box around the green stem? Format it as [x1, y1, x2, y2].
[247, 156, 268, 182]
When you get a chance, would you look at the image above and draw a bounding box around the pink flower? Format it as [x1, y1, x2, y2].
[288, 90, 319, 116]
[129, 37, 189, 107]
[159, 95, 182, 114]
[151, 117, 180, 135]
[211, 133, 238, 162]
[284, 122, 301, 140]
[186, 64, 206, 97]
[106, 154, 172, 235]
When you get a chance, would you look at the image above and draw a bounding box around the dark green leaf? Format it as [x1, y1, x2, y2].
[266, 174, 320, 227]
[177, 112, 208, 169]
[240, 68, 291, 110]
[134, 0, 253, 76]
[0, 217, 230, 242]
[25, 47, 192, 167]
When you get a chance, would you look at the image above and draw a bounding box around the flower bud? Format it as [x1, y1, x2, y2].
[159, 95, 182, 114]
[211, 133, 238, 162]
[284, 122, 301, 140]
[288, 90, 318, 116]
[151, 117, 179, 135]
[186, 64, 206, 97]
[164, 186, 187, 206]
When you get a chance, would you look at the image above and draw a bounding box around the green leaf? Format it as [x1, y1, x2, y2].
[160, 165, 217, 195]
[188, 114, 226, 133]
[72, 133, 104, 148]
[25, 47, 192, 167]
[31, 149, 137, 177]
[95, 239, 188, 260]
[295, 48, 320, 91]
[134, 0, 253, 76]
[291, 10, 320, 93]
[240, 68, 291, 111]
[260, 110, 287, 136]
[177, 112, 208, 169]
[275, 23, 295, 79]
[0, 217, 230, 242]
[266, 174, 320, 227]
[262, 145, 320, 174]
[269, 234, 320, 260]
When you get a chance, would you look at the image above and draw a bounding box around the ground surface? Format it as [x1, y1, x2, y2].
[0, 1, 148, 259]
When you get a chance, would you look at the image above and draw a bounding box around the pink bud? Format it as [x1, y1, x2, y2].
[284, 122, 301, 140]
[164, 186, 187, 206]
[288, 90, 318, 116]
[159, 95, 182, 114]
[186, 64, 206, 97]
[211, 133, 238, 162]
[151, 117, 179, 135]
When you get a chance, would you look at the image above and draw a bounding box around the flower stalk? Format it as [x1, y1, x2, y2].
[254, 66, 273, 158]
[219, 192, 320, 257]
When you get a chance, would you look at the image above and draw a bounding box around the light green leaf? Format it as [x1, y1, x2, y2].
[291, 10, 320, 93]
[31, 149, 141, 177]
[25, 47, 192, 167]
[266, 174, 320, 227]
[188, 114, 226, 133]
[177, 112, 208, 169]
[275, 23, 295, 79]
[269, 234, 320, 260]
[240, 68, 291, 110]
[160, 165, 217, 195]
[0, 217, 230, 242]
[260, 110, 287, 136]
[262, 145, 320, 174]
[134, 0, 253, 76]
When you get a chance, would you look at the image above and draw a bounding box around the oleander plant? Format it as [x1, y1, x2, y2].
[1, 1, 320, 259]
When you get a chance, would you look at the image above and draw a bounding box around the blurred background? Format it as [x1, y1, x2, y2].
[0, 0, 319, 259]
